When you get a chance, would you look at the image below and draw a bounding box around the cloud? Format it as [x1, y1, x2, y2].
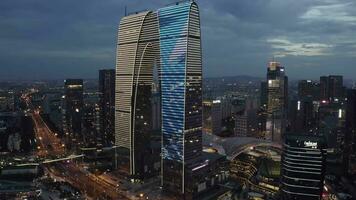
[300, 1, 356, 25]
[0, 0, 356, 80]
[267, 38, 333, 57]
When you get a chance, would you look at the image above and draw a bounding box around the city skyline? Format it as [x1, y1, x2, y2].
[2, 1, 356, 200]
[1, 0, 356, 80]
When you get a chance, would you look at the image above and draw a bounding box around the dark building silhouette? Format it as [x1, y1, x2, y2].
[328, 75, 343, 100]
[290, 98, 316, 133]
[260, 81, 268, 107]
[63, 79, 84, 149]
[298, 80, 320, 100]
[99, 69, 115, 146]
[319, 75, 344, 101]
[320, 76, 328, 100]
[82, 92, 100, 147]
[345, 89, 356, 175]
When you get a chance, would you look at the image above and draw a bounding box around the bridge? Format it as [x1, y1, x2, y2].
[13, 154, 84, 167]
[203, 133, 281, 160]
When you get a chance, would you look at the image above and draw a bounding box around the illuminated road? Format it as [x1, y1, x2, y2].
[30, 108, 129, 199]
[32, 111, 65, 157]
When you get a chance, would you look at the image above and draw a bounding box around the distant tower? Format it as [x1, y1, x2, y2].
[63, 79, 84, 149]
[328, 75, 343, 100]
[260, 81, 268, 108]
[345, 89, 356, 175]
[99, 69, 115, 146]
[266, 61, 288, 143]
[320, 75, 344, 101]
[203, 100, 222, 136]
[319, 76, 328, 100]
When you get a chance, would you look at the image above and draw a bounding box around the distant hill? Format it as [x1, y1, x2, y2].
[205, 75, 264, 82]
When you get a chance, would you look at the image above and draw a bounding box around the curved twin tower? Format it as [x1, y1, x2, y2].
[115, 1, 202, 195]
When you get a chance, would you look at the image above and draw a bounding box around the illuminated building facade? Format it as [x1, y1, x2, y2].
[203, 100, 222, 136]
[266, 61, 288, 143]
[280, 133, 326, 200]
[158, 1, 202, 194]
[115, 10, 160, 178]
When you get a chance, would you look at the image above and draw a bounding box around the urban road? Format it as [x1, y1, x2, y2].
[31, 111, 129, 200]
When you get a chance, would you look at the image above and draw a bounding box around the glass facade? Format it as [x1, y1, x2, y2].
[115, 1, 202, 193]
[266, 62, 288, 142]
[115, 11, 160, 178]
[159, 3, 190, 162]
[158, 1, 202, 194]
[280, 134, 326, 200]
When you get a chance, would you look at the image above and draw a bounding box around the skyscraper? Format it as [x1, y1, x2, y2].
[266, 61, 288, 143]
[115, 10, 160, 179]
[320, 76, 329, 101]
[345, 89, 356, 175]
[298, 80, 320, 100]
[280, 133, 327, 200]
[319, 75, 344, 101]
[99, 69, 115, 146]
[260, 81, 268, 108]
[63, 79, 83, 149]
[290, 98, 316, 133]
[203, 100, 222, 136]
[158, 1, 202, 194]
[328, 75, 343, 100]
[82, 92, 100, 147]
[235, 114, 248, 136]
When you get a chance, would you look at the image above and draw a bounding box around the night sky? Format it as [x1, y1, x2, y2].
[0, 0, 355, 80]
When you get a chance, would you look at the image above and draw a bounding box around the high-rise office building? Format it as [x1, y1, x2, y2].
[345, 89, 356, 175]
[290, 98, 316, 133]
[82, 92, 100, 147]
[266, 61, 288, 143]
[235, 98, 259, 137]
[235, 113, 248, 137]
[319, 75, 344, 101]
[259, 82, 268, 138]
[63, 79, 84, 149]
[260, 81, 268, 108]
[158, 1, 202, 194]
[115, 10, 160, 178]
[99, 69, 115, 146]
[280, 133, 327, 200]
[328, 75, 343, 100]
[203, 100, 222, 136]
[317, 100, 345, 155]
[298, 80, 320, 100]
[320, 76, 328, 100]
